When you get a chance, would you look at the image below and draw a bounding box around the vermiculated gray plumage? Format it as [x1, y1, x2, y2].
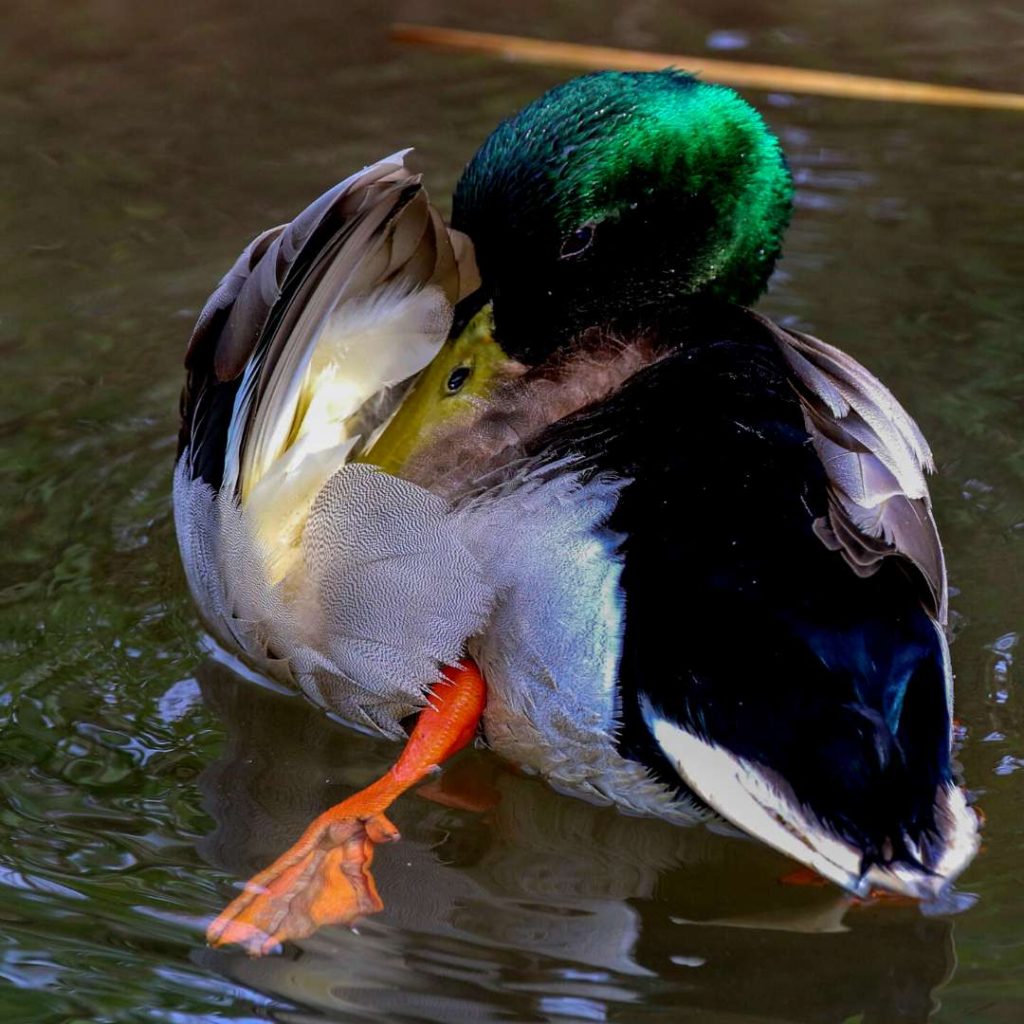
[174, 151, 485, 733]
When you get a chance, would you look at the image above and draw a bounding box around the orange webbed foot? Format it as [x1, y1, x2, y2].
[779, 866, 830, 888]
[850, 889, 920, 910]
[207, 808, 399, 956]
[779, 868, 921, 907]
[207, 659, 488, 956]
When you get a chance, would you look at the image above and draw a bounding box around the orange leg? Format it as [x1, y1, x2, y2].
[207, 660, 486, 956]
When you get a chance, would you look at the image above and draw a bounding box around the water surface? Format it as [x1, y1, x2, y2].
[2, 2, 1023, 1021]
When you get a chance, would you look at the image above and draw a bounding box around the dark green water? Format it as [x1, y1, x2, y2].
[2, 2, 1022, 1021]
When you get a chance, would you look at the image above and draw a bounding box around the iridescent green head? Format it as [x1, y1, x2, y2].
[452, 70, 793, 360]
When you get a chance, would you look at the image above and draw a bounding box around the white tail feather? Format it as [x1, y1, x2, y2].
[644, 704, 979, 899]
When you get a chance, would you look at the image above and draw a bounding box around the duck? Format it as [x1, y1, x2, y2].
[174, 70, 980, 955]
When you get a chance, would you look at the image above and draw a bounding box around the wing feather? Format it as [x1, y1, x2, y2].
[174, 152, 485, 729]
[178, 150, 477, 494]
[752, 311, 947, 624]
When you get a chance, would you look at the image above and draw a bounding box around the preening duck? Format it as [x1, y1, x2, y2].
[174, 70, 979, 954]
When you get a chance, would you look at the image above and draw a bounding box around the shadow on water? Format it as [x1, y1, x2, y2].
[195, 658, 958, 1023]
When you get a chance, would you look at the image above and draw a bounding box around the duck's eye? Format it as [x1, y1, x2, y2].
[559, 223, 596, 259]
[445, 365, 471, 394]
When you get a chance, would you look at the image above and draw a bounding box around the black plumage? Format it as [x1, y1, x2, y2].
[528, 306, 953, 870]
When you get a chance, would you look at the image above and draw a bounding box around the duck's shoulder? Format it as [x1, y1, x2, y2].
[530, 306, 945, 627]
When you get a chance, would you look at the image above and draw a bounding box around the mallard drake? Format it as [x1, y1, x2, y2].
[175, 71, 979, 954]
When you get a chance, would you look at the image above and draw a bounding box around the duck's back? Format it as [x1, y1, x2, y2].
[473, 306, 976, 897]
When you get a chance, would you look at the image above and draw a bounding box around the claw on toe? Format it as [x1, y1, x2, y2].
[207, 810, 399, 956]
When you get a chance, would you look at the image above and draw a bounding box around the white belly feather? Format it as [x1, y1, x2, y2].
[464, 470, 710, 826]
[177, 446, 707, 824]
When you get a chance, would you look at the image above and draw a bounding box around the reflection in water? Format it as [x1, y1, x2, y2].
[196, 658, 957, 1022]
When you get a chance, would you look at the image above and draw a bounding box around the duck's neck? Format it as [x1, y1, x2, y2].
[404, 319, 665, 500]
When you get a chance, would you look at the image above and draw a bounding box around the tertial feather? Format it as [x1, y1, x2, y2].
[758, 312, 948, 623]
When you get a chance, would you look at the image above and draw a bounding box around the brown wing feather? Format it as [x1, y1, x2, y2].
[750, 311, 947, 625]
[178, 150, 476, 490]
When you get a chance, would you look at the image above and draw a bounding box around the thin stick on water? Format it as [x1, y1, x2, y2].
[391, 23, 1024, 112]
